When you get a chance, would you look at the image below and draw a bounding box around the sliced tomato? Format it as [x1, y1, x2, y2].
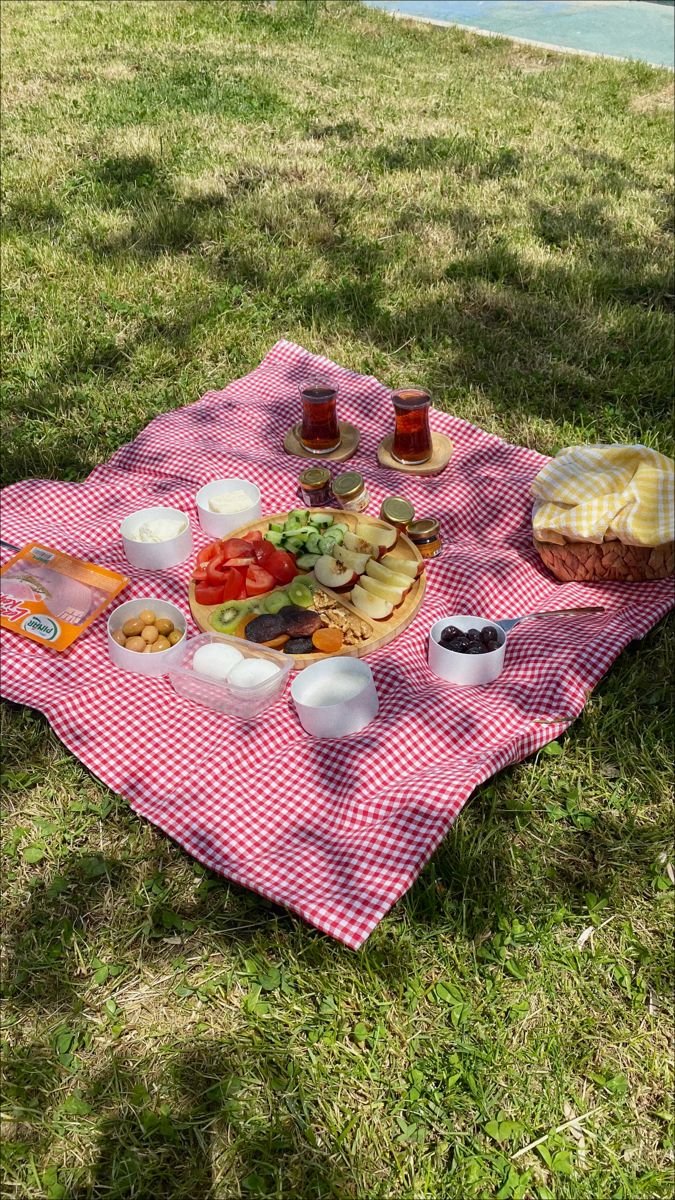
[192, 565, 209, 582]
[205, 553, 228, 584]
[221, 537, 255, 561]
[253, 538, 276, 566]
[196, 541, 221, 568]
[267, 549, 297, 585]
[205, 559, 243, 601]
[222, 567, 244, 601]
[226, 555, 256, 568]
[246, 529, 263, 545]
[245, 564, 276, 596]
[195, 582, 224, 607]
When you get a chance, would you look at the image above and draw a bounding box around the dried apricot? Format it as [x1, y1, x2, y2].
[312, 626, 344, 653]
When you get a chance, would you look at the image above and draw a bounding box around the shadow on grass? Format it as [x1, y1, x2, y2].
[3, 133, 672, 487]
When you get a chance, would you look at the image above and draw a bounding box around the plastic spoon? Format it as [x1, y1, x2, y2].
[495, 605, 606, 635]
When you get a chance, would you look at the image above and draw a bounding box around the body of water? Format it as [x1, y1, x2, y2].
[363, 1, 675, 69]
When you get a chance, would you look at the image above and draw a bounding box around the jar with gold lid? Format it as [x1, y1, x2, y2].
[380, 495, 414, 533]
[332, 471, 370, 513]
[407, 517, 441, 558]
[299, 465, 331, 508]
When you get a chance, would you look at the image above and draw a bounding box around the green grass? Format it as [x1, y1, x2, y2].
[1, 2, 673, 1197]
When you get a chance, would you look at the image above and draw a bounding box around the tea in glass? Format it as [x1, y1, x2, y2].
[391, 388, 432, 465]
[299, 379, 341, 455]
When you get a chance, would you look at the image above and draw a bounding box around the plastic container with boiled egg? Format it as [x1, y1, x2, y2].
[168, 632, 291, 719]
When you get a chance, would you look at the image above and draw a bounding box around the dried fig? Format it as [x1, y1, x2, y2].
[244, 614, 287, 643]
[283, 637, 315, 655]
[279, 606, 323, 637]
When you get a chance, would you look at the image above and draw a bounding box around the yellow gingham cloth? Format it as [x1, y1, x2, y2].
[532, 445, 674, 547]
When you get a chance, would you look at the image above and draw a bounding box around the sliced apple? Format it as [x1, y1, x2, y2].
[334, 544, 371, 575]
[381, 554, 424, 580]
[365, 559, 413, 592]
[314, 554, 358, 593]
[343, 530, 379, 558]
[358, 574, 405, 606]
[349, 584, 393, 621]
[355, 522, 397, 555]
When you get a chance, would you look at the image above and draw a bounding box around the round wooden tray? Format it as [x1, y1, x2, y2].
[283, 421, 360, 463]
[376, 431, 453, 476]
[189, 509, 426, 668]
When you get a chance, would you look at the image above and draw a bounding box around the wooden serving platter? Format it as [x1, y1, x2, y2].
[189, 508, 426, 669]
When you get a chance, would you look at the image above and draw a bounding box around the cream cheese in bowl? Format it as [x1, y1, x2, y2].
[120, 506, 193, 570]
[131, 517, 188, 543]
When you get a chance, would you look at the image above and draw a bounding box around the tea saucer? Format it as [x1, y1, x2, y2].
[376, 432, 453, 476]
[283, 421, 360, 462]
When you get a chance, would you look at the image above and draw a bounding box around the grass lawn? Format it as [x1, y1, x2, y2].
[1, 2, 673, 1197]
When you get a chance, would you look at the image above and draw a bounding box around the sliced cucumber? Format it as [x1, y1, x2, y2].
[264, 589, 290, 614]
[318, 532, 341, 554]
[265, 529, 284, 546]
[309, 513, 334, 529]
[332, 523, 349, 536]
[296, 552, 320, 570]
[288, 508, 310, 524]
[288, 525, 316, 538]
[305, 532, 322, 555]
[288, 578, 314, 608]
[269, 522, 284, 533]
[284, 535, 306, 555]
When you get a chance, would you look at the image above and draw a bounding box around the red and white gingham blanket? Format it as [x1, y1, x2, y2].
[1, 341, 673, 947]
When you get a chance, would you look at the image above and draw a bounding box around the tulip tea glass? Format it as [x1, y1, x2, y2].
[299, 378, 341, 455]
[390, 387, 432, 465]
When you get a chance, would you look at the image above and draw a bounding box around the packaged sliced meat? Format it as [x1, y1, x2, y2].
[0, 543, 129, 651]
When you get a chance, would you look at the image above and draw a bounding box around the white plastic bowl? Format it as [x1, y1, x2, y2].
[195, 478, 262, 538]
[107, 597, 187, 678]
[428, 615, 506, 686]
[291, 658, 378, 738]
[120, 506, 193, 570]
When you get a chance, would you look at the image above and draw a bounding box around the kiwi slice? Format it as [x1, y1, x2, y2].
[288, 578, 314, 608]
[209, 600, 250, 634]
[264, 589, 290, 614]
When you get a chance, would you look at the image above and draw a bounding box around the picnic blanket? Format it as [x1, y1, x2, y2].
[1, 340, 673, 948]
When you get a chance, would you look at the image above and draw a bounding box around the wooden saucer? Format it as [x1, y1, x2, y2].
[283, 420, 360, 463]
[376, 432, 453, 476]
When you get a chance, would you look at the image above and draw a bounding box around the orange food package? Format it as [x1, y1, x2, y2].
[0, 542, 129, 652]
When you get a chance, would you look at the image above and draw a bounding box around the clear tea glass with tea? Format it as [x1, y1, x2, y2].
[299, 378, 341, 455]
[391, 388, 432, 465]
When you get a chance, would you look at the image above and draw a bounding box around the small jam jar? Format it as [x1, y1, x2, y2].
[299, 465, 331, 508]
[380, 496, 414, 533]
[332, 471, 370, 513]
[407, 517, 442, 558]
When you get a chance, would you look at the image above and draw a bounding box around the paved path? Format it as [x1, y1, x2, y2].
[364, 1, 675, 69]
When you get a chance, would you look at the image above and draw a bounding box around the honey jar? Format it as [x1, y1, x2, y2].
[407, 518, 442, 558]
[380, 496, 414, 533]
[332, 471, 370, 513]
